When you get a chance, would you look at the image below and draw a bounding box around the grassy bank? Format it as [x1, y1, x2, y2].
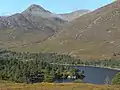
[0, 81, 120, 90]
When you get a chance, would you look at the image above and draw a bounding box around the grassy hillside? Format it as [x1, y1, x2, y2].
[11, 1, 120, 60]
[59, 10, 90, 21]
[0, 29, 54, 49]
[0, 4, 67, 49]
[0, 81, 120, 90]
[0, 4, 89, 50]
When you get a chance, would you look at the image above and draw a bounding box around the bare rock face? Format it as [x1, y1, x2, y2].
[0, 4, 89, 31]
[0, 13, 37, 30]
[0, 4, 66, 31]
[22, 4, 66, 31]
[26, 4, 48, 12]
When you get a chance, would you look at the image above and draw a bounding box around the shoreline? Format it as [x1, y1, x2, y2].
[74, 65, 120, 71]
[50, 63, 120, 71]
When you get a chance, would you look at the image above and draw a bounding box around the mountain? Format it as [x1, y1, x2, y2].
[59, 10, 90, 21]
[0, 4, 67, 48]
[15, 1, 120, 60]
[0, 4, 90, 49]
[22, 4, 66, 30]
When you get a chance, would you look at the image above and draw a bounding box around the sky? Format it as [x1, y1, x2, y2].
[0, 0, 115, 16]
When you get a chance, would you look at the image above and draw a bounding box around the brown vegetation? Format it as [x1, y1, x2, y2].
[1, 81, 120, 90]
[17, 1, 120, 60]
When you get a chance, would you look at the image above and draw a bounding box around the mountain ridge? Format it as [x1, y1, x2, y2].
[0, 4, 89, 49]
[0, 4, 66, 48]
[14, 1, 120, 60]
[59, 9, 90, 21]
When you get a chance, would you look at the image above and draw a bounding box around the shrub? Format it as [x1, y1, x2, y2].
[112, 72, 120, 85]
[73, 79, 83, 83]
[44, 75, 55, 83]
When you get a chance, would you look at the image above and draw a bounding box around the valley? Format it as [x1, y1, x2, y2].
[1, 1, 120, 90]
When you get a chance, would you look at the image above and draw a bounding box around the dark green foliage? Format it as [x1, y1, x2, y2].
[0, 49, 120, 84]
[44, 75, 55, 83]
[0, 49, 84, 83]
[112, 72, 120, 85]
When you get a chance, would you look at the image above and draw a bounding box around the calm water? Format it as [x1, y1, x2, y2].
[55, 66, 120, 84]
[75, 66, 120, 84]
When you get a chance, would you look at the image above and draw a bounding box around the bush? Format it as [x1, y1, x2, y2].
[44, 75, 55, 83]
[73, 79, 83, 83]
[112, 72, 120, 85]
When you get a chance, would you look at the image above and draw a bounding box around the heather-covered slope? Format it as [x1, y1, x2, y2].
[15, 1, 120, 60]
[0, 4, 89, 49]
[0, 4, 66, 48]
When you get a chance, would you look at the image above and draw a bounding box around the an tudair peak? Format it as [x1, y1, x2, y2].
[26, 4, 49, 12]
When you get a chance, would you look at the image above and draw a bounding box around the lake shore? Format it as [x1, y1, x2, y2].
[75, 65, 120, 71]
[50, 63, 120, 71]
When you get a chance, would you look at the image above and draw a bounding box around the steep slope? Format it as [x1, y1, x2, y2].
[14, 1, 120, 60]
[59, 10, 90, 21]
[22, 4, 66, 31]
[0, 4, 66, 48]
[0, 13, 37, 30]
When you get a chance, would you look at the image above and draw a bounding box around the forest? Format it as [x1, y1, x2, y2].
[0, 49, 84, 83]
[0, 49, 120, 83]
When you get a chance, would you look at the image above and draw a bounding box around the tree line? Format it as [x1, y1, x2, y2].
[0, 49, 120, 84]
[0, 49, 85, 83]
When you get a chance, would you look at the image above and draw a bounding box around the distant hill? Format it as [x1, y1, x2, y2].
[59, 10, 90, 21]
[15, 1, 120, 60]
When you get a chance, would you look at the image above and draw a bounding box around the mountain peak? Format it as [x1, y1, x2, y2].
[26, 4, 48, 12]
